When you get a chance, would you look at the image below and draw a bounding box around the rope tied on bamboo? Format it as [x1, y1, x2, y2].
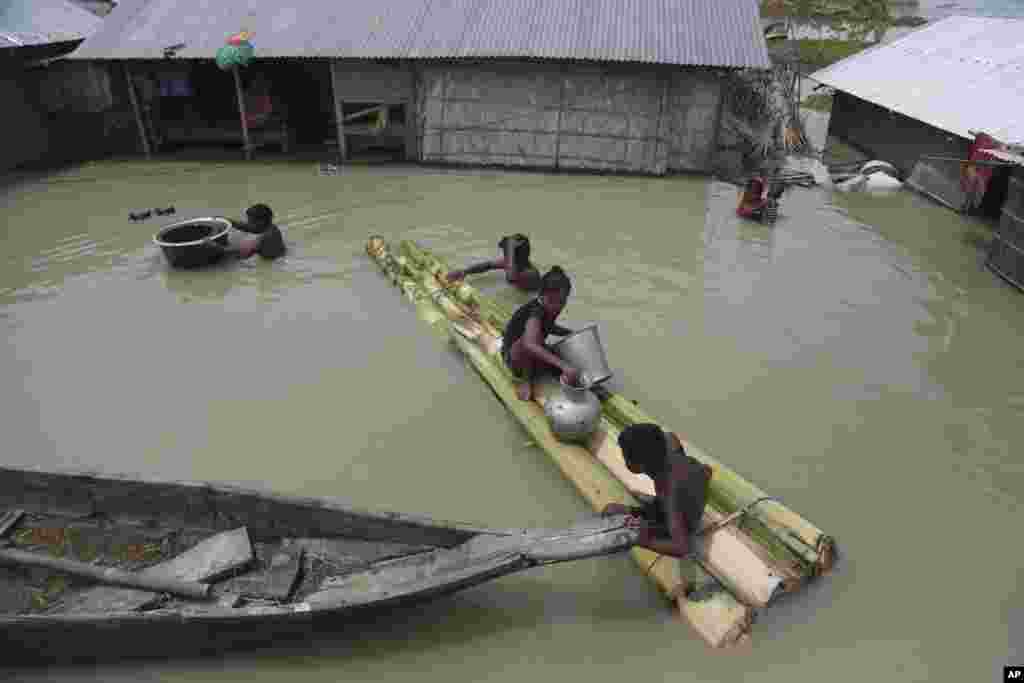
[643, 496, 781, 575]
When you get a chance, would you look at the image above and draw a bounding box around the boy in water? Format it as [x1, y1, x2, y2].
[602, 424, 713, 562]
[503, 266, 581, 401]
[447, 234, 541, 291]
[219, 203, 286, 260]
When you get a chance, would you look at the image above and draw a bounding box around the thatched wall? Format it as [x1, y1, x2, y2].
[415, 61, 723, 175]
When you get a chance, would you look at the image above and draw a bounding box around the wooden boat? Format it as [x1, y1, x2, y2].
[366, 237, 838, 649]
[0, 464, 639, 664]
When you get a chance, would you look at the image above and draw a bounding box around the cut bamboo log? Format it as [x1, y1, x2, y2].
[0, 548, 210, 600]
[368, 237, 754, 648]
[396, 239, 835, 576]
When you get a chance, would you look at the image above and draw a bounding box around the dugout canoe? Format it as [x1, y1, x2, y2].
[0, 464, 639, 664]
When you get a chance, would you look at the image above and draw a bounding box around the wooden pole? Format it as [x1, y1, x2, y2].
[328, 59, 347, 162]
[123, 64, 152, 160]
[651, 70, 669, 175]
[232, 66, 252, 161]
[706, 73, 727, 172]
[921, 155, 1016, 167]
[554, 63, 568, 170]
[0, 548, 210, 600]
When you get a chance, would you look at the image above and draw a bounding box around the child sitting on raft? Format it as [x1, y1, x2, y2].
[447, 234, 541, 292]
[503, 266, 581, 401]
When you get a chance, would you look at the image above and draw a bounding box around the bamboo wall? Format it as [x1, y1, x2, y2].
[416, 61, 723, 175]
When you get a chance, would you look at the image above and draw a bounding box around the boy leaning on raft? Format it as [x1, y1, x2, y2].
[447, 234, 542, 292]
[602, 424, 713, 593]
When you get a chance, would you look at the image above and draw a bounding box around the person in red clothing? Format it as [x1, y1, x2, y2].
[962, 132, 1000, 212]
[736, 176, 784, 221]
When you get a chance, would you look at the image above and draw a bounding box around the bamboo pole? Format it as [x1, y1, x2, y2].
[232, 66, 253, 161]
[921, 155, 1016, 168]
[328, 60, 347, 162]
[396, 240, 833, 575]
[367, 237, 754, 648]
[123, 64, 152, 160]
[0, 548, 210, 600]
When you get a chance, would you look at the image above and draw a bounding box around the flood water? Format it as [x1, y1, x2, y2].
[1, 159, 1020, 682]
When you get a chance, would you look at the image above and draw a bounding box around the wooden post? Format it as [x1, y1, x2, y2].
[328, 60, 347, 162]
[554, 63, 568, 170]
[651, 69, 670, 175]
[706, 72, 727, 173]
[232, 66, 252, 161]
[406, 64, 418, 161]
[123, 63, 151, 160]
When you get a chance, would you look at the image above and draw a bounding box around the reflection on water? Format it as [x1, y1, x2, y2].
[1, 159, 1021, 683]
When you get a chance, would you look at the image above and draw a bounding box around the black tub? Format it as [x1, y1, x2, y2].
[153, 217, 231, 269]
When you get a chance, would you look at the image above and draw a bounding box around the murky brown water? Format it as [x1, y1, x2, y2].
[1, 160, 1020, 682]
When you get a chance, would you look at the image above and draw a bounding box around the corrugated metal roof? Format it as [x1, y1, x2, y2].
[69, 0, 770, 68]
[0, 0, 102, 47]
[810, 16, 1024, 146]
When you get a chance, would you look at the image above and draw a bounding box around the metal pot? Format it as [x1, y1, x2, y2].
[153, 217, 231, 269]
[552, 324, 613, 386]
[544, 377, 601, 444]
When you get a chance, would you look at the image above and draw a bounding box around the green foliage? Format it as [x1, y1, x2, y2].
[777, 0, 893, 42]
[801, 93, 834, 112]
[796, 38, 871, 69]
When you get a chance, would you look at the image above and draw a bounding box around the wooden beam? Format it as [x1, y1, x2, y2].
[232, 66, 252, 161]
[123, 64, 151, 160]
[554, 63, 568, 170]
[342, 104, 387, 124]
[328, 60, 347, 162]
[706, 73, 727, 172]
[406, 64, 420, 161]
[652, 69, 670, 175]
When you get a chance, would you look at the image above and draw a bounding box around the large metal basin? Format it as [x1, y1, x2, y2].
[153, 217, 231, 269]
[552, 324, 613, 387]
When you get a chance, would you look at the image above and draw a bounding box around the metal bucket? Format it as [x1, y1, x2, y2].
[153, 217, 231, 269]
[552, 324, 613, 386]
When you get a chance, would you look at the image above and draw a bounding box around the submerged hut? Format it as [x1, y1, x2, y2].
[810, 15, 1024, 291]
[66, 0, 772, 175]
[809, 16, 1024, 200]
[1, 0, 106, 172]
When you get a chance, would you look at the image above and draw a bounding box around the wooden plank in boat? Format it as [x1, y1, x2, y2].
[218, 545, 303, 601]
[61, 527, 255, 613]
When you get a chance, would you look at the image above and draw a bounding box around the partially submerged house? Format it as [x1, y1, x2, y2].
[810, 15, 1024, 292]
[66, 0, 772, 175]
[810, 17, 1024, 198]
[0, 0, 106, 172]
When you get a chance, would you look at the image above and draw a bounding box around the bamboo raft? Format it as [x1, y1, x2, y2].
[366, 236, 837, 649]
